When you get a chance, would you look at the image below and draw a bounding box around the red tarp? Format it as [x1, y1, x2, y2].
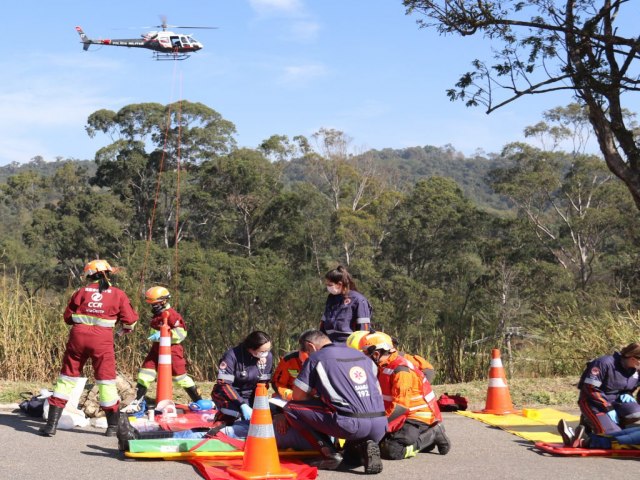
[189, 458, 318, 480]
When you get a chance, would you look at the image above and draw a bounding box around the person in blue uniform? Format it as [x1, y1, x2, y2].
[320, 265, 372, 343]
[284, 330, 387, 474]
[577, 342, 640, 435]
[209, 331, 273, 433]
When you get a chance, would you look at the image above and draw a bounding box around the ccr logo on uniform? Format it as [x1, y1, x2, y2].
[349, 366, 367, 384]
[91, 293, 103, 302]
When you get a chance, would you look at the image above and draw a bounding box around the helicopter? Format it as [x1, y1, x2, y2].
[75, 18, 216, 60]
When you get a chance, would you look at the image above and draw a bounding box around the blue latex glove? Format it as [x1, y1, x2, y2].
[147, 331, 160, 342]
[189, 399, 214, 411]
[619, 393, 636, 403]
[240, 404, 253, 421]
[606, 409, 619, 424]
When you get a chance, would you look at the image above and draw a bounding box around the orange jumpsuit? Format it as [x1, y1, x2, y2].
[377, 351, 443, 459]
[272, 351, 305, 401]
[400, 352, 435, 383]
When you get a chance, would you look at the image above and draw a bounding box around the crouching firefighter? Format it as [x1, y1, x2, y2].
[347, 331, 451, 459]
[134, 286, 202, 410]
[40, 260, 139, 437]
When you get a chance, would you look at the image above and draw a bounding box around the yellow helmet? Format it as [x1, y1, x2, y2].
[84, 259, 113, 277]
[145, 286, 171, 304]
[346, 331, 369, 351]
[358, 331, 395, 355]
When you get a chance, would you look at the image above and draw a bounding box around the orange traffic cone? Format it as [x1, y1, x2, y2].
[155, 314, 173, 404]
[477, 349, 518, 415]
[228, 383, 296, 480]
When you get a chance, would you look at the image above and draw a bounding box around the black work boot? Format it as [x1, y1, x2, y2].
[117, 413, 173, 451]
[105, 409, 120, 437]
[358, 439, 383, 474]
[433, 423, 451, 455]
[39, 405, 64, 437]
[184, 385, 202, 403]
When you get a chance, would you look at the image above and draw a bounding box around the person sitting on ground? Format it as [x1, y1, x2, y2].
[133, 286, 203, 411]
[283, 330, 387, 474]
[209, 331, 273, 433]
[347, 330, 450, 460]
[272, 346, 308, 402]
[575, 342, 640, 436]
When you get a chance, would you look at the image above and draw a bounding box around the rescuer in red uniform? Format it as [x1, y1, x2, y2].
[39, 259, 139, 437]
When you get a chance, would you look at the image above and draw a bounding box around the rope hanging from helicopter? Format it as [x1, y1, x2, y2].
[140, 60, 184, 308]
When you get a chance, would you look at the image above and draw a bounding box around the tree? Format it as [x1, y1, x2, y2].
[490, 143, 632, 290]
[403, 1, 640, 209]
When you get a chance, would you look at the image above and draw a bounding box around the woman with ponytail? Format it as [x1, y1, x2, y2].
[320, 265, 372, 343]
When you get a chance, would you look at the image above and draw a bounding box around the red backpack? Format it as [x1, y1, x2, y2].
[437, 392, 468, 412]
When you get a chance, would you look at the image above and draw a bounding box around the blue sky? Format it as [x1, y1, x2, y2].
[1, 0, 637, 166]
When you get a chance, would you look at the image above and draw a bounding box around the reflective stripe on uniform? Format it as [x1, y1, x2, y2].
[71, 314, 116, 328]
[584, 378, 603, 388]
[97, 379, 119, 407]
[52, 375, 82, 400]
[220, 407, 240, 417]
[173, 373, 195, 388]
[316, 361, 350, 408]
[218, 373, 235, 382]
[137, 368, 157, 387]
[356, 317, 370, 324]
[294, 377, 311, 393]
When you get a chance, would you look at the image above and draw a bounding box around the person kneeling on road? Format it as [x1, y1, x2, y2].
[347, 331, 451, 459]
[284, 330, 387, 474]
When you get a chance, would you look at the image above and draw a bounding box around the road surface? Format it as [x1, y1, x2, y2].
[1, 409, 636, 479]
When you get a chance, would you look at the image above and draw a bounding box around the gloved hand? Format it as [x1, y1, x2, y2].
[619, 393, 637, 403]
[189, 399, 214, 411]
[147, 331, 161, 342]
[240, 404, 253, 421]
[606, 409, 619, 424]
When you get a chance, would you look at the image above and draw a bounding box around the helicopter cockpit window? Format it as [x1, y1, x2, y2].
[170, 36, 181, 48]
[180, 36, 190, 46]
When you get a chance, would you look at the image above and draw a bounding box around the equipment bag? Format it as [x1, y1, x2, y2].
[18, 392, 46, 417]
[437, 392, 469, 412]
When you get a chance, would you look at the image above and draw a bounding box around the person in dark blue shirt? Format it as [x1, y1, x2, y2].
[577, 342, 640, 435]
[284, 330, 387, 474]
[209, 331, 273, 432]
[320, 265, 372, 343]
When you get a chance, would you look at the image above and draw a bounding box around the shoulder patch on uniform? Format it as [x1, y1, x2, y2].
[343, 297, 352, 305]
[591, 366, 600, 376]
[219, 361, 227, 370]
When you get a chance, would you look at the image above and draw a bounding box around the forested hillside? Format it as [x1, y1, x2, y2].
[1, 100, 639, 386]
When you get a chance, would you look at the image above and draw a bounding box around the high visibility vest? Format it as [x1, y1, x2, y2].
[378, 354, 442, 432]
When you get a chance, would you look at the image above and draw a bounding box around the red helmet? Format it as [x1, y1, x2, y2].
[83, 259, 113, 277]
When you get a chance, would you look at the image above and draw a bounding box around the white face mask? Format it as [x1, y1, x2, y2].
[252, 351, 269, 359]
[327, 285, 342, 295]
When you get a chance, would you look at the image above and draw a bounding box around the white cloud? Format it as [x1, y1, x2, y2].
[279, 63, 328, 85]
[249, 0, 302, 14]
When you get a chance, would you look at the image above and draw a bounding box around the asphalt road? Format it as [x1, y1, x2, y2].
[2, 409, 637, 480]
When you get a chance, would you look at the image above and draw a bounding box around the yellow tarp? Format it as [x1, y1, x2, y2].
[456, 408, 580, 444]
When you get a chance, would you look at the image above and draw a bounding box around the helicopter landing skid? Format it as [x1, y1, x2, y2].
[154, 52, 190, 61]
